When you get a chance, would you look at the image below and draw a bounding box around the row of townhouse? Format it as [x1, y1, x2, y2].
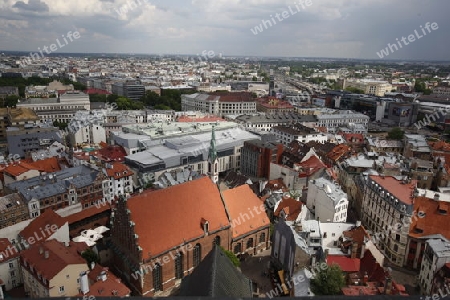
[0, 163, 133, 230]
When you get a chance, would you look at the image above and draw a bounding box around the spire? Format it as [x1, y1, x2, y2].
[208, 126, 217, 163]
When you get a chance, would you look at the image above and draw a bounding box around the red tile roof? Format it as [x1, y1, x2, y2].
[97, 145, 127, 162]
[209, 92, 255, 103]
[296, 155, 326, 177]
[369, 175, 417, 205]
[222, 184, 270, 238]
[20, 240, 88, 280]
[20, 209, 66, 241]
[64, 203, 111, 225]
[0, 238, 20, 262]
[327, 255, 360, 272]
[3, 157, 61, 176]
[127, 177, 230, 258]
[80, 265, 130, 297]
[327, 144, 352, 162]
[28, 157, 61, 173]
[429, 140, 450, 152]
[105, 162, 133, 179]
[177, 115, 224, 122]
[410, 196, 450, 240]
[342, 133, 365, 144]
[274, 196, 302, 221]
[85, 88, 111, 95]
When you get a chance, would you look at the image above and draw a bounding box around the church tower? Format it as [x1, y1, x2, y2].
[208, 126, 219, 184]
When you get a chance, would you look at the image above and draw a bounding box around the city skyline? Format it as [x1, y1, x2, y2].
[0, 0, 448, 61]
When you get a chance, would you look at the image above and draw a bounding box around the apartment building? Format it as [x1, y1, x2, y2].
[6, 124, 63, 158]
[103, 162, 134, 197]
[403, 134, 431, 160]
[20, 240, 89, 298]
[419, 239, 450, 295]
[0, 193, 29, 230]
[0, 108, 40, 141]
[0, 238, 22, 292]
[235, 114, 317, 133]
[306, 177, 348, 223]
[17, 91, 90, 123]
[256, 97, 295, 114]
[360, 175, 416, 267]
[343, 79, 393, 96]
[6, 165, 109, 214]
[316, 111, 369, 133]
[240, 139, 282, 179]
[181, 92, 257, 116]
[272, 124, 327, 146]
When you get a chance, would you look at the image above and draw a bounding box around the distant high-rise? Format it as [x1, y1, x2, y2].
[269, 69, 275, 96]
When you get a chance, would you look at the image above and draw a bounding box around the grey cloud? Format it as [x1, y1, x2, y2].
[12, 0, 49, 12]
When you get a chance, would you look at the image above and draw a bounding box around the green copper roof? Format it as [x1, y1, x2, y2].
[208, 126, 217, 162]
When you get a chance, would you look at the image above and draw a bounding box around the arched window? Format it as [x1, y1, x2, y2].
[247, 238, 254, 249]
[234, 243, 242, 254]
[193, 244, 201, 267]
[213, 236, 221, 247]
[175, 252, 184, 279]
[152, 263, 162, 291]
[259, 233, 266, 244]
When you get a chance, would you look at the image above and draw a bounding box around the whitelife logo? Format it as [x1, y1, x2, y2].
[250, 0, 312, 35]
[0, 224, 58, 260]
[376, 22, 439, 59]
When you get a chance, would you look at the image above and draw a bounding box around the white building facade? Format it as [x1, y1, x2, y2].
[306, 178, 348, 223]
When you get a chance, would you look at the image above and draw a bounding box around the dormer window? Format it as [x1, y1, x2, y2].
[201, 218, 209, 235]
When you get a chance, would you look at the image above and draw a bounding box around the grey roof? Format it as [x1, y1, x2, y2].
[125, 128, 259, 169]
[179, 245, 253, 297]
[7, 166, 98, 202]
[236, 113, 316, 124]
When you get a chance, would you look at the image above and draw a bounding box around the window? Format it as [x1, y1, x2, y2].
[259, 233, 266, 244]
[247, 238, 254, 249]
[59, 286, 65, 293]
[234, 243, 242, 254]
[193, 244, 201, 267]
[175, 252, 184, 279]
[152, 263, 162, 291]
[213, 236, 221, 247]
[9, 262, 14, 269]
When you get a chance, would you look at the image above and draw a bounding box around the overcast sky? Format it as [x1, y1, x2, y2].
[0, 0, 448, 60]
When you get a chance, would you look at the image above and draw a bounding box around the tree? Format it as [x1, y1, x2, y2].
[344, 87, 365, 94]
[220, 246, 240, 267]
[310, 264, 345, 295]
[81, 248, 100, 268]
[3, 95, 19, 107]
[387, 127, 405, 140]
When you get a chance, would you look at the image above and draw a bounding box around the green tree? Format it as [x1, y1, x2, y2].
[310, 264, 345, 295]
[220, 246, 240, 267]
[81, 248, 100, 267]
[387, 127, 405, 140]
[344, 87, 365, 94]
[3, 95, 19, 107]
[89, 94, 107, 102]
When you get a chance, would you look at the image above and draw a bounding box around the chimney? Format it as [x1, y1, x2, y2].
[44, 251, 49, 259]
[98, 271, 107, 282]
[351, 243, 358, 259]
[80, 271, 90, 294]
[363, 272, 369, 285]
[385, 276, 393, 295]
